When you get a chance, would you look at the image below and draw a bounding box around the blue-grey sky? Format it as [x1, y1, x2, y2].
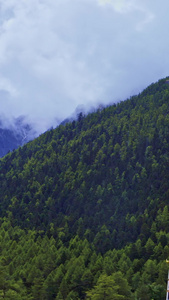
[0, 0, 169, 132]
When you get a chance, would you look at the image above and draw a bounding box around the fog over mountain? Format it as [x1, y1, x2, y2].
[0, 116, 35, 157]
[0, 0, 169, 133]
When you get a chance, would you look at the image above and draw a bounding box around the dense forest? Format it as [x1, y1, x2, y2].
[0, 77, 169, 298]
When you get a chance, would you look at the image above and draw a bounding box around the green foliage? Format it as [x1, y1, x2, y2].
[86, 273, 131, 300]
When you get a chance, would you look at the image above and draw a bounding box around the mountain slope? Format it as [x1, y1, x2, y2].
[0, 77, 169, 299]
[0, 77, 169, 246]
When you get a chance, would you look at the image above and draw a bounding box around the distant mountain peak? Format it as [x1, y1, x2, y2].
[0, 115, 36, 157]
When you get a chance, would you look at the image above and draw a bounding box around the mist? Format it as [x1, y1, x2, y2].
[0, 0, 169, 133]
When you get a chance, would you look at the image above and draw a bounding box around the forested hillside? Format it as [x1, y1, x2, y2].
[0, 77, 169, 299]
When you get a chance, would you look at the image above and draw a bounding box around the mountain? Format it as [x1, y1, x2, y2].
[0, 116, 35, 157]
[0, 77, 169, 299]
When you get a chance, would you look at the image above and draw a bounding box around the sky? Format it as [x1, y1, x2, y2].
[0, 0, 169, 133]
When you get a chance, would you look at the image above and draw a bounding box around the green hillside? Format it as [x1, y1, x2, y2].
[0, 77, 169, 299]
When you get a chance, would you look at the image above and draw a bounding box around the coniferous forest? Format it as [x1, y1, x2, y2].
[1, 77, 169, 298]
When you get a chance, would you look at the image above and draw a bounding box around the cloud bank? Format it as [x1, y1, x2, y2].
[0, 0, 168, 132]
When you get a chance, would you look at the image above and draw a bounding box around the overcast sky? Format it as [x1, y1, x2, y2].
[0, 0, 169, 133]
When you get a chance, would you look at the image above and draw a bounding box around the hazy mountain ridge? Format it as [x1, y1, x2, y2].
[0, 116, 36, 157]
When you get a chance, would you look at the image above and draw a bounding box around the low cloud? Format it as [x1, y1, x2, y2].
[0, 0, 168, 133]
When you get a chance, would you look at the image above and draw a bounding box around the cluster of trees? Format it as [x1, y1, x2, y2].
[0, 77, 169, 298]
[0, 217, 168, 299]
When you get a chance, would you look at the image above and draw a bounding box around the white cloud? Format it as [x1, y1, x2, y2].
[0, 0, 168, 133]
[98, 0, 155, 31]
[99, 0, 134, 13]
